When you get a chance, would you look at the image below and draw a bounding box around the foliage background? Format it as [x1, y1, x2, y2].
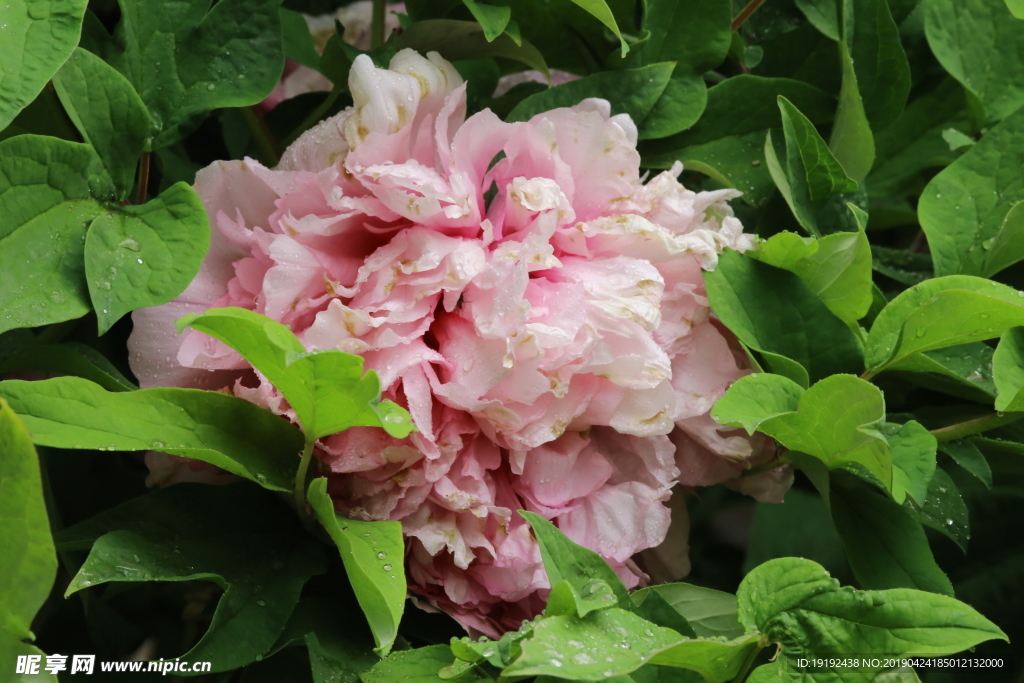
[3, 0, 1024, 680]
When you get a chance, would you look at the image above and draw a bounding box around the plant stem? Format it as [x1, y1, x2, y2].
[241, 106, 281, 166]
[294, 439, 315, 518]
[136, 152, 151, 205]
[930, 411, 1024, 443]
[371, 0, 386, 49]
[732, 0, 768, 31]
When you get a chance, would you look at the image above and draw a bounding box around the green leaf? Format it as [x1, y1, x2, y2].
[105, 0, 285, 148]
[658, 133, 776, 208]
[61, 483, 326, 672]
[939, 439, 993, 488]
[280, 8, 322, 70]
[925, 0, 1024, 125]
[642, 76, 836, 165]
[631, 588, 697, 638]
[885, 421, 937, 506]
[0, 135, 115, 335]
[631, 585, 744, 640]
[267, 597, 378, 683]
[715, 374, 892, 489]
[565, 0, 628, 57]
[461, 0, 511, 42]
[636, 76, 708, 141]
[398, 20, 548, 78]
[626, 0, 731, 139]
[1006, 0, 1024, 18]
[918, 108, 1024, 277]
[739, 557, 1005, 665]
[0, 376, 304, 492]
[743, 488, 848, 578]
[178, 308, 414, 440]
[994, 327, 1024, 411]
[870, 246, 934, 287]
[867, 78, 968, 203]
[52, 47, 150, 198]
[0, 399, 56, 678]
[844, 0, 911, 130]
[831, 481, 955, 595]
[795, 0, 840, 40]
[502, 608, 685, 681]
[864, 276, 1024, 374]
[766, 97, 859, 235]
[307, 478, 405, 655]
[507, 63, 674, 130]
[751, 228, 873, 323]
[704, 250, 864, 383]
[711, 372, 804, 434]
[829, 41, 875, 181]
[886, 343, 997, 402]
[86, 182, 210, 334]
[907, 467, 970, 552]
[362, 645, 479, 683]
[520, 510, 633, 610]
[647, 634, 762, 682]
[0, 0, 88, 130]
[0, 335, 136, 392]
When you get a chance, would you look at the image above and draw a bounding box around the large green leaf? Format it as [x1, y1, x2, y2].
[660, 132, 776, 208]
[0, 377, 304, 492]
[907, 467, 970, 552]
[864, 276, 1024, 374]
[743, 488, 848, 579]
[86, 182, 209, 334]
[994, 327, 1024, 411]
[179, 308, 414, 441]
[918, 108, 1024, 277]
[940, 439, 993, 488]
[52, 47, 150, 198]
[843, 0, 911, 130]
[0, 0, 88, 130]
[885, 421, 937, 507]
[739, 558, 1005, 672]
[831, 481, 955, 595]
[632, 585, 744, 640]
[0, 134, 209, 336]
[104, 0, 285, 148]
[626, 0, 732, 139]
[0, 135, 114, 335]
[501, 608, 687, 681]
[642, 76, 835, 165]
[308, 478, 405, 655]
[565, 0, 628, 57]
[361, 645, 480, 683]
[750, 229, 873, 323]
[0, 332, 136, 392]
[507, 63, 675, 133]
[766, 97, 859, 236]
[60, 483, 326, 672]
[704, 250, 864, 383]
[398, 20, 548, 77]
[924, 0, 1024, 125]
[714, 373, 892, 489]
[829, 41, 875, 181]
[0, 399, 57, 679]
[867, 78, 967, 203]
[520, 510, 633, 611]
[461, 0, 511, 42]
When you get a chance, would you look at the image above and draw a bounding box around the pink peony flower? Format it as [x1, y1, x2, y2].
[129, 48, 789, 636]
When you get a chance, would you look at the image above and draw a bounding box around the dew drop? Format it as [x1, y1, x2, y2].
[207, 83, 216, 91]
[257, 599, 266, 607]
[377, 552, 387, 559]
[133, 554, 140, 562]
[383, 564, 392, 571]
[572, 653, 594, 665]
